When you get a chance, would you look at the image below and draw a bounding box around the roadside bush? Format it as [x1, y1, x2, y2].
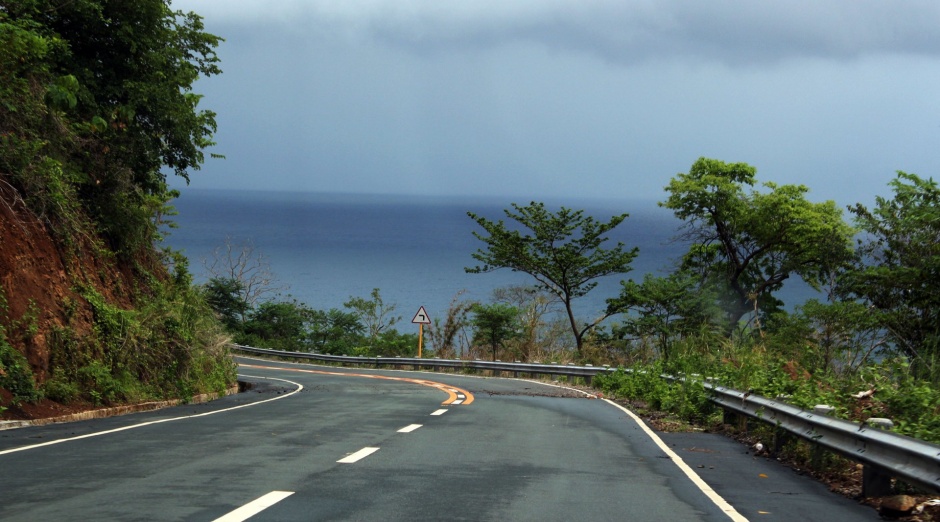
[40, 369, 81, 404]
[0, 332, 39, 404]
[594, 363, 717, 424]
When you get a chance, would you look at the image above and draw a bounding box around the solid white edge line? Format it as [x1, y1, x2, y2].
[212, 490, 294, 522]
[430, 409, 448, 416]
[0, 375, 304, 456]
[338, 446, 380, 463]
[518, 378, 598, 398]
[602, 399, 749, 522]
[398, 424, 423, 433]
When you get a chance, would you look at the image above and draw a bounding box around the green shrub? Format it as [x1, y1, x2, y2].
[41, 370, 81, 404]
[595, 363, 716, 424]
[0, 333, 39, 404]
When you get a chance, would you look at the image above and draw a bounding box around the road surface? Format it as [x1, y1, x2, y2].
[0, 356, 878, 521]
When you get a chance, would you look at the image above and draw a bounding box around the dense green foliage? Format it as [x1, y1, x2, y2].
[0, 1, 235, 409]
[47, 264, 236, 405]
[1, 0, 220, 254]
[470, 303, 521, 361]
[588, 162, 940, 448]
[661, 158, 854, 331]
[467, 202, 638, 351]
[460, 160, 940, 448]
[606, 271, 722, 361]
[205, 282, 419, 357]
[846, 172, 940, 376]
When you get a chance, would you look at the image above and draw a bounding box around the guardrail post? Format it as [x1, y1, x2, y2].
[862, 418, 895, 497]
[513, 361, 521, 379]
[566, 363, 577, 383]
[810, 405, 836, 469]
[771, 395, 792, 454]
[584, 364, 593, 386]
[862, 465, 894, 498]
[551, 362, 559, 381]
[722, 407, 741, 429]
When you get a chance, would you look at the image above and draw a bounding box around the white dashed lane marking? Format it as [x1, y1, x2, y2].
[398, 424, 423, 433]
[337, 447, 380, 464]
[212, 491, 294, 522]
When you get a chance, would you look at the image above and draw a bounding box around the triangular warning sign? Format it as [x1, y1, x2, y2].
[411, 306, 431, 324]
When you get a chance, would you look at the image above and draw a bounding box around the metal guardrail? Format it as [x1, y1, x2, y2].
[706, 384, 940, 496]
[231, 344, 612, 382]
[231, 344, 940, 495]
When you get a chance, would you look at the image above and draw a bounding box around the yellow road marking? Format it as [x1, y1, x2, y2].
[240, 363, 474, 406]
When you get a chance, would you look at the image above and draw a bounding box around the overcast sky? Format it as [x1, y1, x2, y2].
[170, 0, 940, 207]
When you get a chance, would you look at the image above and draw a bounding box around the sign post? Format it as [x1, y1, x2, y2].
[411, 306, 431, 358]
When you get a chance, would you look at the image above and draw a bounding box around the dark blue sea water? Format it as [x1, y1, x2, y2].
[164, 190, 812, 323]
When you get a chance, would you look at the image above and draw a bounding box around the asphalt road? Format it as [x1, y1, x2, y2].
[0, 356, 879, 521]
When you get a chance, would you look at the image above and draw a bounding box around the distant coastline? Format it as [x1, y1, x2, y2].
[165, 189, 814, 322]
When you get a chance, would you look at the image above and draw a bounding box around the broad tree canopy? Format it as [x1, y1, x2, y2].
[466, 201, 637, 351]
[662, 158, 854, 331]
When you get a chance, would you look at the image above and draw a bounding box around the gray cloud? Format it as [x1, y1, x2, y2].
[181, 1, 940, 66]
[171, 0, 940, 209]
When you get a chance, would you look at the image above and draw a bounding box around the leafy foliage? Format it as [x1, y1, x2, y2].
[467, 201, 638, 351]
[0, 2, 236, 410]
[607, 272, 722, 361]
[202, 277, 250, 331]
[594, 364, 716, 424]
[847, 172, 940, 378]
[661, 158, 854, 331]
[471, 303, 521, 361]
[0, 333, 39, 404]
[1, 0, 221, 255]
[764, 299, 887, 376]
[344, 288, 402, 343]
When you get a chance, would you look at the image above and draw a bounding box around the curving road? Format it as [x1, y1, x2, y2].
[0, 356, 878, 521]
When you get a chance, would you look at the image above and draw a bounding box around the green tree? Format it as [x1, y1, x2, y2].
[366, 330, 419, 358]
[308, 309, 365, 355]
[241, 300, 312, 352]
[662, 158, 854, 332]
[492, 285, 560, 362]
[467, 202, 638, 352]
[846, 172, 940, 376]
[607, 272, 721, 361]
[201, 277, 249, 332]
[1, 0, 222, 254]
[765, 300, 886, 376]
[471, 303, 521, 362]
[344, 288, 401, 342]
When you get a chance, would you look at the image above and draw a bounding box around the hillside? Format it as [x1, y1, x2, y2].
[0, 1, 235, 417]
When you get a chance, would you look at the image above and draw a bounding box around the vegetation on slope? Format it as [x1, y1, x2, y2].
[0, 0, 235, 415]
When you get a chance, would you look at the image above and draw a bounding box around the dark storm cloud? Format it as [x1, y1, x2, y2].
[362, 1, 940, 66]
[186, 1, 940, 67]
[173, 1, 940, 206]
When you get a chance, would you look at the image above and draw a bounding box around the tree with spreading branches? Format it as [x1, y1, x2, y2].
[466, 202, 637, 352]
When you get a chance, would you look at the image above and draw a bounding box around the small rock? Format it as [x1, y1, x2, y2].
[880, 495, 918, 516]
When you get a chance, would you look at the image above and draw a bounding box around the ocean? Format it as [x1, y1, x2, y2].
[164, 189, 811, 324]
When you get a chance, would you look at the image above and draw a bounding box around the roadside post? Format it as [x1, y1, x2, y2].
[411, 306, 431, 358]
